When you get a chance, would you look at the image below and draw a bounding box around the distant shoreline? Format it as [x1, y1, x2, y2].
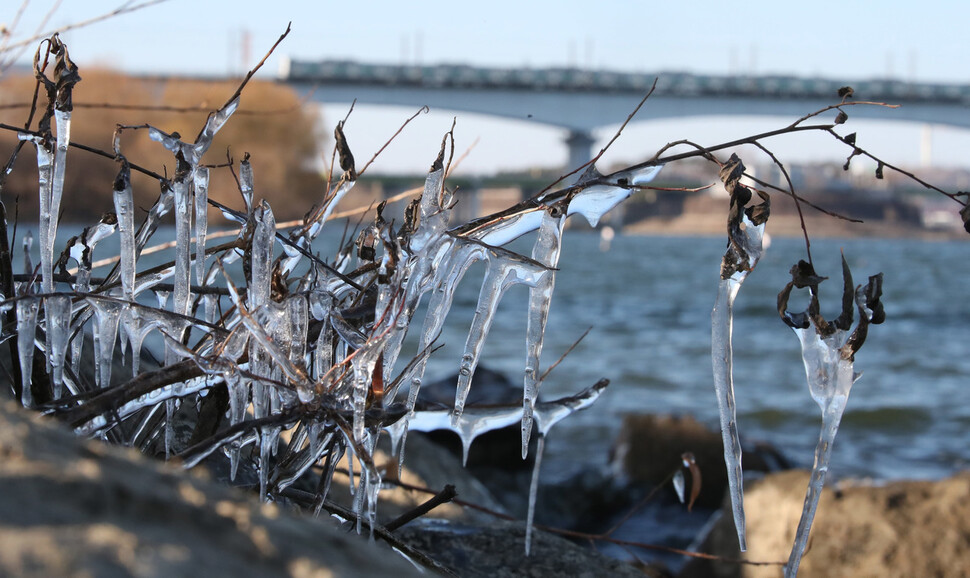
[622, 214, 968, 241]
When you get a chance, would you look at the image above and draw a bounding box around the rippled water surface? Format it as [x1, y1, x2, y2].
[420, 232, 970, 483]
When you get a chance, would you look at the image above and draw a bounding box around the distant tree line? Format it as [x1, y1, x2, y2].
[0, 69, 327, 222]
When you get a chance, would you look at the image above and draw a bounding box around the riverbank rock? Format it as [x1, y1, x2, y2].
[610, 414, 790, 508]
[680, 469, 970, 577]
[396, 518, 647, 577]
[0, 398, 420, 578]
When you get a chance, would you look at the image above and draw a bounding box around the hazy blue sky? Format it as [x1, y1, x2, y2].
[4, 0, 970, 174]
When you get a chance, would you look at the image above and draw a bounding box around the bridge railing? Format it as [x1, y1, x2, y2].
[280, 58, 970, 104]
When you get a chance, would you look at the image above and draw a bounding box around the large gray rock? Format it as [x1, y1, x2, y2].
[680, 469, 970, 577]
[0, 399, 421, 578]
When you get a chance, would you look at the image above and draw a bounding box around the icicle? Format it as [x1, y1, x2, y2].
[18, 131, 58, 371]
[525, 435, 545, 556]
[779, 258, 884, 578]
[124, 308, 164, 377]
[45, 295, 71, 399]
[259, 425, 281, 500]
[524, 380, 609, 555]
[16, 297, 40, 407]
[192, 97, 239, 160]
[88, 297, 122, 389]
[522, 205, 566, 457]
[195, 167, 209, 286]
[224, 366, 247, 481]
[247, 202, 276, 422]
[134, 264, 176, 297]
[69, 305, 87, 378]
[453, 250, 547, 424]
[710, 154, 770, 552]
[566, 167, 663, 228]
[246, 201, 282, 497]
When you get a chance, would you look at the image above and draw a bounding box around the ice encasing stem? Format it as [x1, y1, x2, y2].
[711, 276, 746, 551]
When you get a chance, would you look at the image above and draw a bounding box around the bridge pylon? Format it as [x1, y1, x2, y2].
[565, 130, 595, 175]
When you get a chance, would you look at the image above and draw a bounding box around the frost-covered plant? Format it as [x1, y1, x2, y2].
[0, 33, 644, 557]
[0, 30, 966, 575]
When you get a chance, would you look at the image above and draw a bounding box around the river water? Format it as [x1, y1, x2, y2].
[37, 223, 969, 485]
[418, 232, 970, 484]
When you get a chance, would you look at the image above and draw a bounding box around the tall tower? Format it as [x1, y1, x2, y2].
[920, 124, 933, 168]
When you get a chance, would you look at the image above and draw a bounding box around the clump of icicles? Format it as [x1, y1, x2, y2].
[6, 33, 673, 555]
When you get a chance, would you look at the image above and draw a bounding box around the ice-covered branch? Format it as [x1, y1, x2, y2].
[777, 257, 884, 577]
[711, 153, 770, 552]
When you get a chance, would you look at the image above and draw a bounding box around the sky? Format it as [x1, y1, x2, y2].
[3, 0, 970, 175]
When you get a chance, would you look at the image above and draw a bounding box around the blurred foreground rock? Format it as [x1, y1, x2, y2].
[0, 399, 419, 578]
[681, 469, 970, 577]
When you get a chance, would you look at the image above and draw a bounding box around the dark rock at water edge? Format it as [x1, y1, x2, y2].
[396, 518, 646, 578]
[611, 414, 790, 509]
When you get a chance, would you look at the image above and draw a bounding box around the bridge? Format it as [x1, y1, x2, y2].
[279, 58, 970, 169]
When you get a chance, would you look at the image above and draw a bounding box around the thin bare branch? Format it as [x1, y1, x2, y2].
[357, 106, 429, 177]
[0, 0, 167, 54]
[748, 140, 813, 263]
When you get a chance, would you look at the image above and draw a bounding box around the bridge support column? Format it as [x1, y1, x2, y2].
[565, 130, 595, 174]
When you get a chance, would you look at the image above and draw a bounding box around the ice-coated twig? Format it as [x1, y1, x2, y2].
[778, 257, 884, 577]
[710, 153, 770, 552]
[172, 161, 192, 318]
[113, 159, 136, 303]
[194, 167, 209, 286]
